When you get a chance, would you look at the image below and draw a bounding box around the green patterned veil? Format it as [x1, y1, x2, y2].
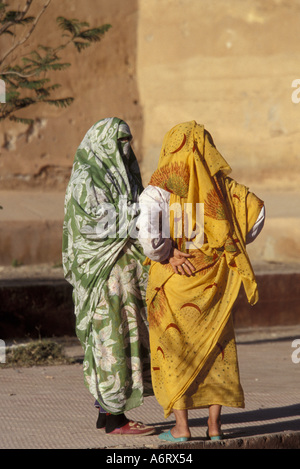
[62, 117, 144, 347]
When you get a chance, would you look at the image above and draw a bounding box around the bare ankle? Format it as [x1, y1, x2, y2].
[172, 425, 191, 438]
[207, 417, 221, 436]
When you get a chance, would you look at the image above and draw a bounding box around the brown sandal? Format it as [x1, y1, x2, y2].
[109, 420, 156, 436]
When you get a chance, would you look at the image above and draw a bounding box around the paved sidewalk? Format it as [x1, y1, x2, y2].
[1, 326, 300, 449]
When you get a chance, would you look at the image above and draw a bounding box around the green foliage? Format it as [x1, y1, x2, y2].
[3, 339, 75, 367]
[0, 1, 111, 124]
[0, 1, 35, 34]
[57, 16, 111, 52]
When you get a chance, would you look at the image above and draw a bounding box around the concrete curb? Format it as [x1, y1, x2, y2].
[151, 431, 300, 450]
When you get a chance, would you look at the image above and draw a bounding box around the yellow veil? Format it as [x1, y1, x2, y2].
[148, 120, 263, 305]
[146, 121, 264, 416]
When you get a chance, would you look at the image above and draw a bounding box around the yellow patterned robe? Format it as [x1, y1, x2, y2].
[142, 121, 264, 418]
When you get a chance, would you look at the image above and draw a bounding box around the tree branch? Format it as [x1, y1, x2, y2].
[0, 0, 33, 36]
[0, 0, 52, 67]
[1, 70, 38, 78]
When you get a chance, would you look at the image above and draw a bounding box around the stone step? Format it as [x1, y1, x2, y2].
[0, 267, 299, 340]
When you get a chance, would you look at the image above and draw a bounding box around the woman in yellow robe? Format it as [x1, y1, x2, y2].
[138, 121, 265, 441]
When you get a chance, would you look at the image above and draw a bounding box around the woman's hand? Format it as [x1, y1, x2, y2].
[168, 248, 196, 276]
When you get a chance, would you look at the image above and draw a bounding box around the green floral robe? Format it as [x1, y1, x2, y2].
[62, 118, 152, 414]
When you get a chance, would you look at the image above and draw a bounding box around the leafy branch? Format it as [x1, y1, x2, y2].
[0, 0, 111, 124]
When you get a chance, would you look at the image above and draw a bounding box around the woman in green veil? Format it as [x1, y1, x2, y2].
[62, 117, 154, 435]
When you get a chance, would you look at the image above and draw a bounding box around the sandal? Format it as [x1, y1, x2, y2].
[109, 420, 156, 436]
[158, 429, 189, 442]
[206, 429, 224, 440]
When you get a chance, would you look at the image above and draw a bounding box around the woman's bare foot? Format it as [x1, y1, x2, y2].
[170, 425, 191, 439]
[207, 405, 222, 437]
[207, 417, 222, 437]
[172, 409, 191, 439]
